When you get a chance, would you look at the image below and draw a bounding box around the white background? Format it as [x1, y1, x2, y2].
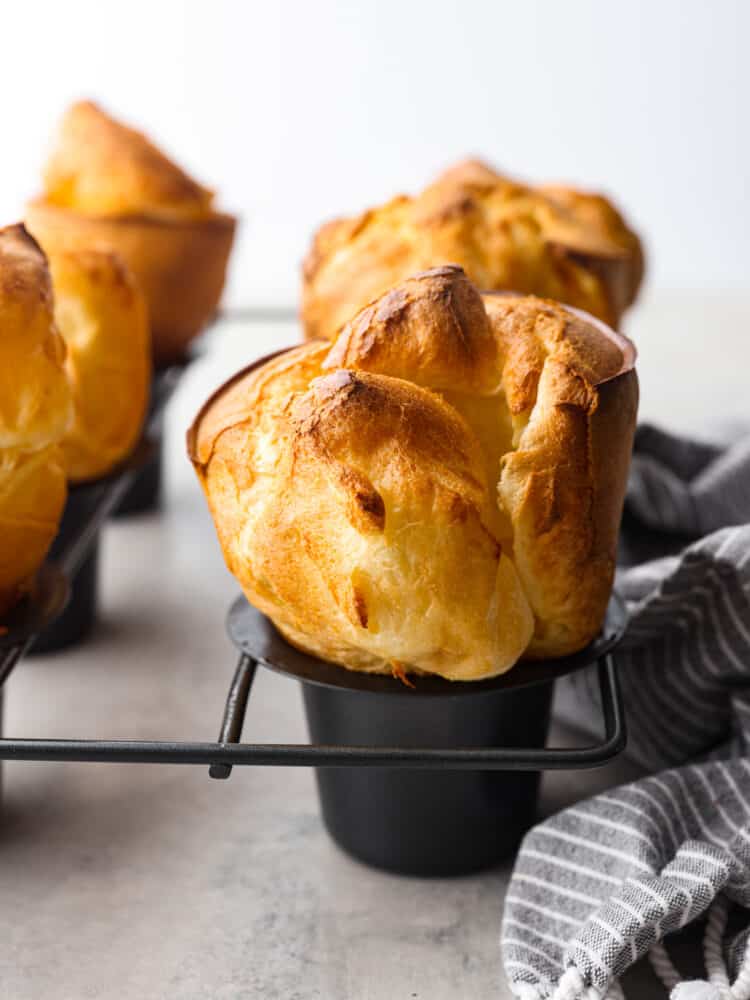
[2, 0, 747, 308]
[0, 11, 744, 997]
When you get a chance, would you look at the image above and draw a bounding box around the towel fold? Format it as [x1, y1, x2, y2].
[502, 425, 750, 999]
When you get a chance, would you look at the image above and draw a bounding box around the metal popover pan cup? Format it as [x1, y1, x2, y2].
[112, 362, 187, 518]
[112, 437, 163, 517]
[0, 564, 70, 664]
[31, 482, 103, 654]
[28, 360, 183, 653]
[0, 590, 625, 877]
[0, 564, 70, 786]
[225, 595, 628, 876]
[30, 439, 156, 656]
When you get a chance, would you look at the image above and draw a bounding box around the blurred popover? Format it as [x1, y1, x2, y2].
[302, 158, 643, 341]
[190, 266, 637, 681]
[26, 100, 236, 365]
[48, 248, 150, 482]
[0, 225, 72, 616]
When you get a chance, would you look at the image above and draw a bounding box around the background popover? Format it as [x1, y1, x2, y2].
[48, 249, 150, 482]
[26, 101, 236, 365]
[190, 266, 638, 680]
[0, 225, 72, 616]
[301, 158, 643, 342]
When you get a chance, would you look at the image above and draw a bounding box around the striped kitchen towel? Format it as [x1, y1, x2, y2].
[502, 425, 750, 999]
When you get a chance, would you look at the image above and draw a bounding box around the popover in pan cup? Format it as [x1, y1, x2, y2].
[0, 225, 72, 621]
[190, 266, 638, 680]
[49, 249, 150, 483]
[26, 100, 236, 367]
[32, 248, 150, 654]
[301, 158, 643, 342]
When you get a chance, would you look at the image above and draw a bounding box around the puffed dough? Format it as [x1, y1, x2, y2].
[190, 266, 637, 680]
[302, 158, 643, 341]
[26, 101, 235, 364]
[40, 99, 214, 220]
[48, 249, 150, 482]
[0, 225, 72, 616]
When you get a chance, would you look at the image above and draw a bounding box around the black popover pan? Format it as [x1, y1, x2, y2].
[222, 595, 627, 876]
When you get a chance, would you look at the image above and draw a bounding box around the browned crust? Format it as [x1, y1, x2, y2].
[27, 196, 235, 231]
[0, 222, 72, 442]
[541, 183, 645, 311]
[28, 101, 236, 364]
[498, 366, 638, 657]
[42, 100, 215, 219]
[292, 368, 488, 509]
[190, 268, 637, 676]
[324, 266, 498, 392]
[47, 247, 151, 481]
[0, 223, 54, 310]
[188, 343, 326, 468]
[301, 159, 643, 341]
[27, 198, 236, 365]
[0, 224, 71, 617]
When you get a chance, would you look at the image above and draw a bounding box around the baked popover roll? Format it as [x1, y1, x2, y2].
[47, 249, 150, 482]
[302, 158, 643, 341]
[26, 100, 236, 365]
[190, 266, 638, 680]
[0, 225, 72, 616]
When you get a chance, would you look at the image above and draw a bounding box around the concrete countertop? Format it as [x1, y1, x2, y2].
[1, 292, 747, 999]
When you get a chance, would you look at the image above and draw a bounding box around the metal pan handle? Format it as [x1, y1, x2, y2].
[204, 650, 625, 777]
[209, 654, 257, 779]
[0, 654, 624, 771]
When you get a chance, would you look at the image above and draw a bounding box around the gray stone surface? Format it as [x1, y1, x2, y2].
[0, 516, 645, 1000]
[1, 300, 746, 999]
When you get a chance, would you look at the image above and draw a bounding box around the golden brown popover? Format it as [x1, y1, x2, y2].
[48, 249, 150, 482]
[301, 158, 643, 342]
[0, 225, 72, 617]
[190, 266, 637, 680]
[26, 100, 236, 365]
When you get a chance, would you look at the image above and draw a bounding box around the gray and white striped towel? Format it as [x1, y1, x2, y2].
[502, 425, 750, 999]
